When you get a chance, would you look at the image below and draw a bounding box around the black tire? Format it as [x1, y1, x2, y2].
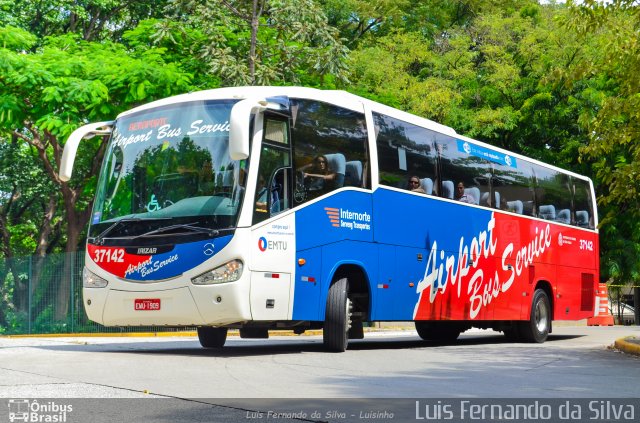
[323, 278, 351, 352]
[519, 289, 551, 343]
[415, 321, 461, 342]
[197, 327, 228, 348]
[348, 320, 364, 340]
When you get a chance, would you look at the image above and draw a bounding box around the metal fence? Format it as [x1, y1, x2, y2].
[0, 251, 191, 335]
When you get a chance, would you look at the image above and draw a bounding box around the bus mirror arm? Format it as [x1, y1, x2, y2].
[59, 121, 114, 182]
[229, 99, 269, 161]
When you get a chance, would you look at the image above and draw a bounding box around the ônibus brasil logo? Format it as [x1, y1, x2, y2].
[7, 399, 73, 422]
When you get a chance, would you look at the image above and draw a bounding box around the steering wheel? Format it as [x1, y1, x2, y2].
[294, 170, 307, 203]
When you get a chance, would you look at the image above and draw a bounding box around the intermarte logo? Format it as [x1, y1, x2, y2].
[325, 207, 340, 227]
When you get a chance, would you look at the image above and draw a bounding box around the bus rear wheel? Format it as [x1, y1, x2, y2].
[415, 321, 461, 342]
[323, 278, 351, 352]
[519, 289, 551, 343]
[197, 327, 228, 348]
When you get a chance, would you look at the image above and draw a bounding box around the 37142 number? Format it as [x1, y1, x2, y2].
[94, 248, 124, 263]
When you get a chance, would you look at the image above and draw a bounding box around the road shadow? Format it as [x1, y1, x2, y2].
[28, 331, 585, 357]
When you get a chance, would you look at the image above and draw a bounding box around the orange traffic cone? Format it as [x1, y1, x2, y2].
[587, 284, 614, 326]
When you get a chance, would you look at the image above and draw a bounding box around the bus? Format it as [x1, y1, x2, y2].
[59, 86, 599, 352]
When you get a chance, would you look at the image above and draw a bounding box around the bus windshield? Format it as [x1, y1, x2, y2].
[89, 99, 246, 241]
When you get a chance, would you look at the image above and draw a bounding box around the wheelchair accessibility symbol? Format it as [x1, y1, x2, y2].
[147, 195, 160, 212]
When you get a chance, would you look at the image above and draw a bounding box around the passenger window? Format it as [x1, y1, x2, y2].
[438, 138, 491, 205]
[290, 99, 369, 205]
[374, 113, 438, 194]
[531, 164, 572, 223]
[491, 160, 535, 215]
[572, 177, 595, 229]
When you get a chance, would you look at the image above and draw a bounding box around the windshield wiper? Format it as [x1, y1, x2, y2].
[92, 217, 170, 245]
[131, 223, 219, 240]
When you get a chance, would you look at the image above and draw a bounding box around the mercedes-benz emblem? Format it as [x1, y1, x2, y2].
[203, 243, 215, 256]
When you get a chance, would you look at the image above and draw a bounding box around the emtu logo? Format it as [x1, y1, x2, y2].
[258, 237, 268, 252]
[325, 207, 340, 227]
[257, 236, 287, 252]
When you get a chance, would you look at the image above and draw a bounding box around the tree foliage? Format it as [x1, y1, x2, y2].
[162, 0, 349, 86]
[0, 25, 194, 319]
[350, 2, 591, 168]
[563, 0, 640, 287]
[0, 0, 169, 41]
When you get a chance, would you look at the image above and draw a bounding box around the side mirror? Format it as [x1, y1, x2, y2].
[59, 121, 114, 181]
[229, 97, 290, 161]
[229, 99, 267, 161]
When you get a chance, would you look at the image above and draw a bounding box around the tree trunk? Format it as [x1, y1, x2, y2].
[54, 226, 82, 322]
[249, 0, 260, 84]
[30, 195, 57, 300]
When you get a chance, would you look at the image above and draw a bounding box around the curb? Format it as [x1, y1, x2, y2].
[1, 327, 415, 339]
[614, 337, 640, 356]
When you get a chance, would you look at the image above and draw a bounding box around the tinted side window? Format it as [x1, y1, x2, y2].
[491, 160, 535, 216]
[290, 99, 369, 205]
[572, 177, 595, 229]
[374, 113, 438, 194]
[438, 138, 492, 206]
[531, 164, 572, 224]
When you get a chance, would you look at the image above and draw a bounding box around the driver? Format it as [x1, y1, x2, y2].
[299, 155, 336, 193]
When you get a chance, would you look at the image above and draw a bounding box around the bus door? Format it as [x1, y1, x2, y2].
[249, 116, 295, 321]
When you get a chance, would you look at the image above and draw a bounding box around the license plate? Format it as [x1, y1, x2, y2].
[134, 299, 161, 311]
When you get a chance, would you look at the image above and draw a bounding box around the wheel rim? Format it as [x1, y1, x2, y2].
[345, 297, 352, 334]
[535, 298, 549, 333]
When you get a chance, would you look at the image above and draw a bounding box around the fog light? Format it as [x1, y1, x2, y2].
[83, 267, 108, 288]
[192, 260, 243, 285]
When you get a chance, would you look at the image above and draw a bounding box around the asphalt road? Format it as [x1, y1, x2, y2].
[1, 325, 639, 422]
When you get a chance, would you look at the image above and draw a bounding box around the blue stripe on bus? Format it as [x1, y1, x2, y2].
[123, 235, 233, 281]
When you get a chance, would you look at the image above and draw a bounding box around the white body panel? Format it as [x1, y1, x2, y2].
[249, 213, 297, 321]
[86, 229, 256, 326]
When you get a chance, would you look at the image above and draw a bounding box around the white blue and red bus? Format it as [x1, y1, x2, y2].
[59, 87, 599, 352]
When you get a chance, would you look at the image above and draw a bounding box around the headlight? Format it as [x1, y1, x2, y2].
[191, 260, 243, 285]
[83, 267, 108, 288]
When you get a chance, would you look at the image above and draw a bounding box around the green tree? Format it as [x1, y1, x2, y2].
[350, 3, 591, 168]
[163, 0, 349, 85]
[320, 0, 410, 46]
[0, 27, 193, 320]
[565, 0, 640, 316]
[0, 137, 60, 327]
[0, 0, 169, 41]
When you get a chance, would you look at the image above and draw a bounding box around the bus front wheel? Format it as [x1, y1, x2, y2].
[323, 278, 351, 352]
[197, 327, 228, 348]
[519, 289, 551, 343]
